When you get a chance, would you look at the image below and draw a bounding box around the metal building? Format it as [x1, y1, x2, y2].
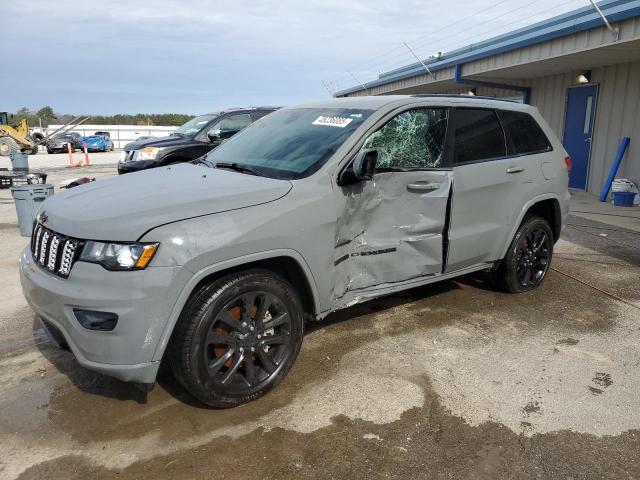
[336, 0, 640, 195]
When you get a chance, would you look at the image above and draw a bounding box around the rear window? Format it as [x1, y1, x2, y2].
[497, 110, 552, 156]
[453, 108, 506, 164]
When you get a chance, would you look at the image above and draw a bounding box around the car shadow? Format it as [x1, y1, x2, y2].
[34, 279, 465, 408]
[32, 316, 150, 404]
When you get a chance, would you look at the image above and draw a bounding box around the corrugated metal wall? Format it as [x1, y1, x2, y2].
[589, 61, 640, 192]
[530, 61, 640, 192]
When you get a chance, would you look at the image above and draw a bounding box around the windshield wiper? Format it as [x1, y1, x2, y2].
[191, 156, 215, 168]
[215, 162, 265, 177]
[171, 132, 186, 137]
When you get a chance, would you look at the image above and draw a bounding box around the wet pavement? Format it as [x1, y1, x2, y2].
[1, 167, 639, 479]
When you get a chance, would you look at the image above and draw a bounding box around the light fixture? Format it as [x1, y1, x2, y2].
[576, 70, 591, 84]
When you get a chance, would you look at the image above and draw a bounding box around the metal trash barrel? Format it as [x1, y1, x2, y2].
[10, 184, 54, 237]
[9, 152, 29, 172]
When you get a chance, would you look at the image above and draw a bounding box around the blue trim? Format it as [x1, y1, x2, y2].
[453, 65, 532, 103]
[336, 0, 640, 96]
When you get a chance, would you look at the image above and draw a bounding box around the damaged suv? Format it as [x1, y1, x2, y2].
[20, 95, 570, 407]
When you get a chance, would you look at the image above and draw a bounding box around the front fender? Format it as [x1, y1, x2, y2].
[150, 248, 320, 362]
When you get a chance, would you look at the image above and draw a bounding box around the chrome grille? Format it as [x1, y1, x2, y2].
[30, 223, 84, 279]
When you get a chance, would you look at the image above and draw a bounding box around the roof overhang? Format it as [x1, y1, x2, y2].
[336, 0, 640, 97]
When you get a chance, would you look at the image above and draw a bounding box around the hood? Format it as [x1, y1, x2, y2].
[83, 135, 105, 143]
[41, 163, 292, 241]
[124, 134, 198, 151]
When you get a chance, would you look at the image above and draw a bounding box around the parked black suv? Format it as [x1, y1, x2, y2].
[117, 107, 277, 174]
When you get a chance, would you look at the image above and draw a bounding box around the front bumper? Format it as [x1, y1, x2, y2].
[19, 248, 184, 383]
[117, 159, 158, 174]
[47, 144, 71, 152]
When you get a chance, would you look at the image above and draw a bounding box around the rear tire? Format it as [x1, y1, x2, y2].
[493, 216, 554, 293]
[0, 136, 18, 156]
[169, 269, 304, 408]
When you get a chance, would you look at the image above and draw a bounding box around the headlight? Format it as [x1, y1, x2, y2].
[79, 241, 159, 270]
[134, 147, 161, 161]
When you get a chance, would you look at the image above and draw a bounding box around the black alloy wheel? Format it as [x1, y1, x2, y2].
[494, 215, 554, 293]
[169, 269, 304, 407]
[202, 291, 293, 389]
[515, 227, 550, 288]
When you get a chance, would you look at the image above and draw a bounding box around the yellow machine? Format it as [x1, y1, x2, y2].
[0, 111, 39, 156]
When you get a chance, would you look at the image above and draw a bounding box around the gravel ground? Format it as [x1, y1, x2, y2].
[0, 163, 638, 479]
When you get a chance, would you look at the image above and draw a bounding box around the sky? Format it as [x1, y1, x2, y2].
[0, 0, 588, 115]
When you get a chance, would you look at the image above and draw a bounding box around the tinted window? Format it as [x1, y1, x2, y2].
[453, 108, 506, 164]
[497, 110, 552, 155]
[361, 108, 448, 169]
[205, 108, 372, 179]
[216, 113, 252, 132]
[173, 114, 217, 136]
[251, 110, 274, 121]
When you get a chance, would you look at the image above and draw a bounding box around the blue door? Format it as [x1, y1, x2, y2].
[563, 85, 598, 190]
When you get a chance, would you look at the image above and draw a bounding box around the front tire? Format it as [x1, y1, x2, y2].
[494, 216, 554, 293]
[169, 269, 304, 408]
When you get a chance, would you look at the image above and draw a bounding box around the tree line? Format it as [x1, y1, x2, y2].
[10, 106, 194, 127]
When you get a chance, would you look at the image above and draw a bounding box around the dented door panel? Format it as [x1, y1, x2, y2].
[332, 170, 451, 302]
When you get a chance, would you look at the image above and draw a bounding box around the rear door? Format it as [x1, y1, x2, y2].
[446, 107, 551, 272]
[334, 107, 452, 297]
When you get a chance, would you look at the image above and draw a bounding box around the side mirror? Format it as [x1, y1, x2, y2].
[352, 149, 378, 180]
[207, 129, 222, 142]
[207, 129, 238, 143]
[338, 149, 378, 186]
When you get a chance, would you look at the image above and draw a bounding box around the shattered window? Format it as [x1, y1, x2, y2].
[361, 108, 448, 169]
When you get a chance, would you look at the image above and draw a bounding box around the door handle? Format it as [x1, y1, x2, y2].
[407, 182, 440, 192]
[585, 138, 592, 143]
[506, 166, 524, 174]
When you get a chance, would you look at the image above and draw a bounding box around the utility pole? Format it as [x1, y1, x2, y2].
[403, 42, 432, 74]
[348, 71, 370, 95]
[588, 0, 619, 40]
[321, 80, 335, 97]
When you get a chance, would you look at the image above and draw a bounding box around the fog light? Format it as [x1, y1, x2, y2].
[74, 309, 119, 331]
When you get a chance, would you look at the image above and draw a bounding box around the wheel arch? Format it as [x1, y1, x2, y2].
[499, 194, 563, 260]
[152, 249, 320, 362]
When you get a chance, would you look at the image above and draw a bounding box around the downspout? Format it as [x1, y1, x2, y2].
[454, 64, 532, 104]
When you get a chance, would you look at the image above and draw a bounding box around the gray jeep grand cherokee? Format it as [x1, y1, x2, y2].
[20, 95, 570, 407]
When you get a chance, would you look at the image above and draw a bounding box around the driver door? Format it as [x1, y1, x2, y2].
[334, 107, 452, 299]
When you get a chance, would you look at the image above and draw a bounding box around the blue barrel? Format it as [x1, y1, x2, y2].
[612, 191, 636, 207]
[10, 152, 29, 172]
[10, 184, 54, 236]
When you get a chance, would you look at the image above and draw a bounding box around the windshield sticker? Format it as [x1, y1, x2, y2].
[312, 116, 353, 128]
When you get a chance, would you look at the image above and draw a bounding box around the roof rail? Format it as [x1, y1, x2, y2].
[410, 94, 521, 103]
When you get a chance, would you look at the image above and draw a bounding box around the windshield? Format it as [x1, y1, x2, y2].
[54, 133, 74, 140]
[204, 108, 372, 179]
[173, 114, 216, 137]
